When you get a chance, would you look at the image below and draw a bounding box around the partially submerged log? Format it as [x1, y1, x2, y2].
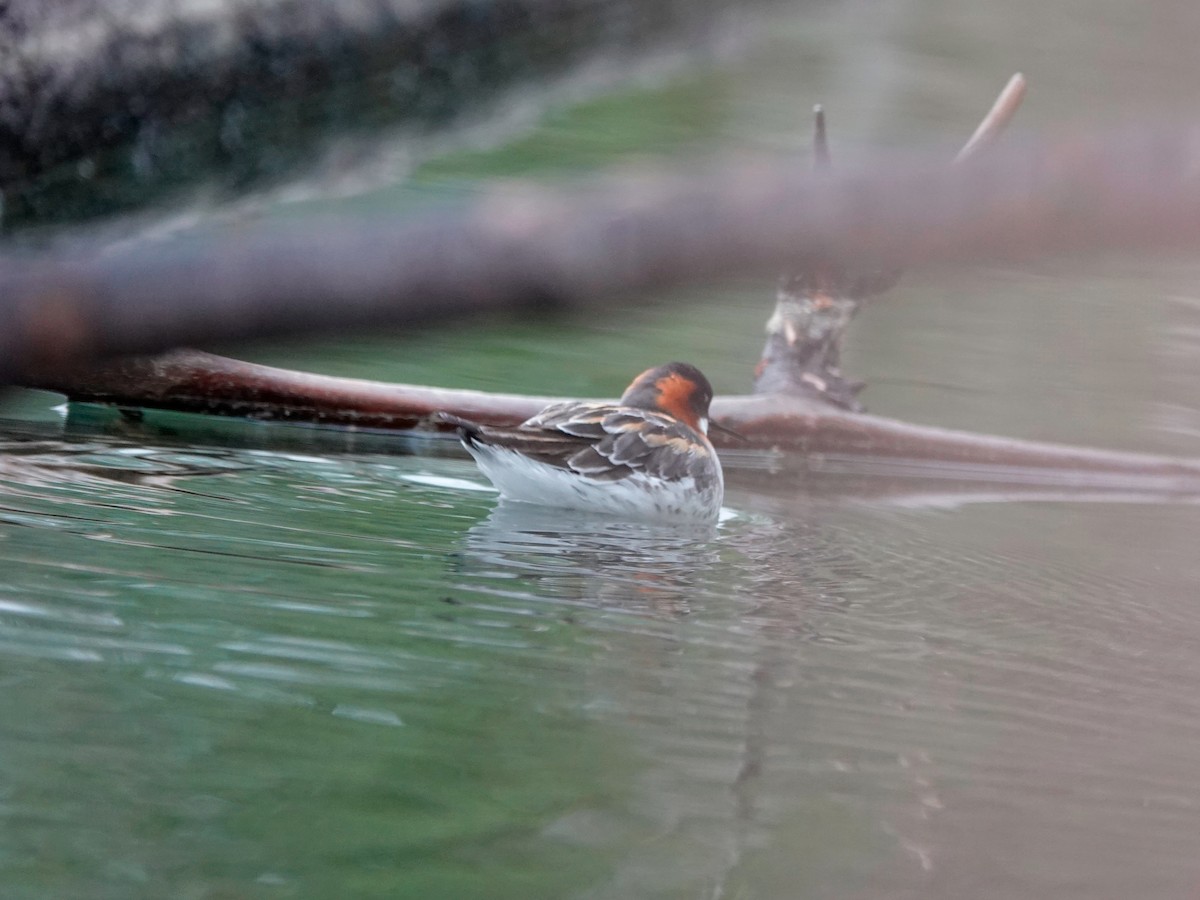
[35, 350, 1200, 495]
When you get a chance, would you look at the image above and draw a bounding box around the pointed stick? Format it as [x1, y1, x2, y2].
[954, 73, 1028, 163]
[812, 104, 831, 170]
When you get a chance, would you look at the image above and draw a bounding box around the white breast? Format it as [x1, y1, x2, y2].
[464, 444, 723, 521]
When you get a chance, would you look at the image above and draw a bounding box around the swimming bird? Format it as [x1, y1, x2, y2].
[448, 362, 726, 520]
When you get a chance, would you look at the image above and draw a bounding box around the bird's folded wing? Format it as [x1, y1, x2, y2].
[475, 405, 710, 482]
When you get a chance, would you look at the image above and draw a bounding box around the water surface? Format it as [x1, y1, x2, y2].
[5, 1, 1200, 897]
[2, 418, 1199, 899]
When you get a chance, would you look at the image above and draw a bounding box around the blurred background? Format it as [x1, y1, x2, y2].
[3, 1, 1200, 897]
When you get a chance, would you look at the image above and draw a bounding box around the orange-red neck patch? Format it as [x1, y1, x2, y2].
[652, 372, 701, 431]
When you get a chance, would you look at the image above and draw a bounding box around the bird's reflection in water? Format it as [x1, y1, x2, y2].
[459, 500, 891, 897]
[458, 500, 723, 617]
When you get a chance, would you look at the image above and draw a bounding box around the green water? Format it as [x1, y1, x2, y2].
[6, 2, 1200, 898]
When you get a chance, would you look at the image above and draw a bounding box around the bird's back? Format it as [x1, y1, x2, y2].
[459, 402, 723, 519]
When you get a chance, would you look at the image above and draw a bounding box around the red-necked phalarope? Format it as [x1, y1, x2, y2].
[450, 362, 726, 520]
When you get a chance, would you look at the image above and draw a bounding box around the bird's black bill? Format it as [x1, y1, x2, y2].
[709, 419, 747, 442]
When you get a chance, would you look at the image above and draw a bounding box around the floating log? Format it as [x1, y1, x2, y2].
[34, 350, 1200, 496]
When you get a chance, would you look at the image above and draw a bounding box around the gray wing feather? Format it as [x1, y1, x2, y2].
[478, 405, 714, 484]
[606, 429, 656, 465]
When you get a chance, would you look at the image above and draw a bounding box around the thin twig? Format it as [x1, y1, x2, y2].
[954, 73, 1027, 163]
[812, 104, 830, 170]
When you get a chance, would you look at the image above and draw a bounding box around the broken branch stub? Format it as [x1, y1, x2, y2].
[955, 73, 1029, 164]
[754, 74, 1029, 410]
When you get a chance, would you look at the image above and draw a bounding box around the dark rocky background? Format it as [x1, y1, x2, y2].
[0, 0, 795, 230]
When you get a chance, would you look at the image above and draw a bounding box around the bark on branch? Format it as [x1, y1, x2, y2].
[37, 350, 1200, 496]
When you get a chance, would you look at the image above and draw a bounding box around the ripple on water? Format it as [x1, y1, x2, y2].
[2, 433, 1200, 897]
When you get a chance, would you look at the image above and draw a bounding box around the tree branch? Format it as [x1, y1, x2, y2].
[955, 73, 1028, 163]
[36, 350, 1200, 494]
[6, 116, 1200, 384]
